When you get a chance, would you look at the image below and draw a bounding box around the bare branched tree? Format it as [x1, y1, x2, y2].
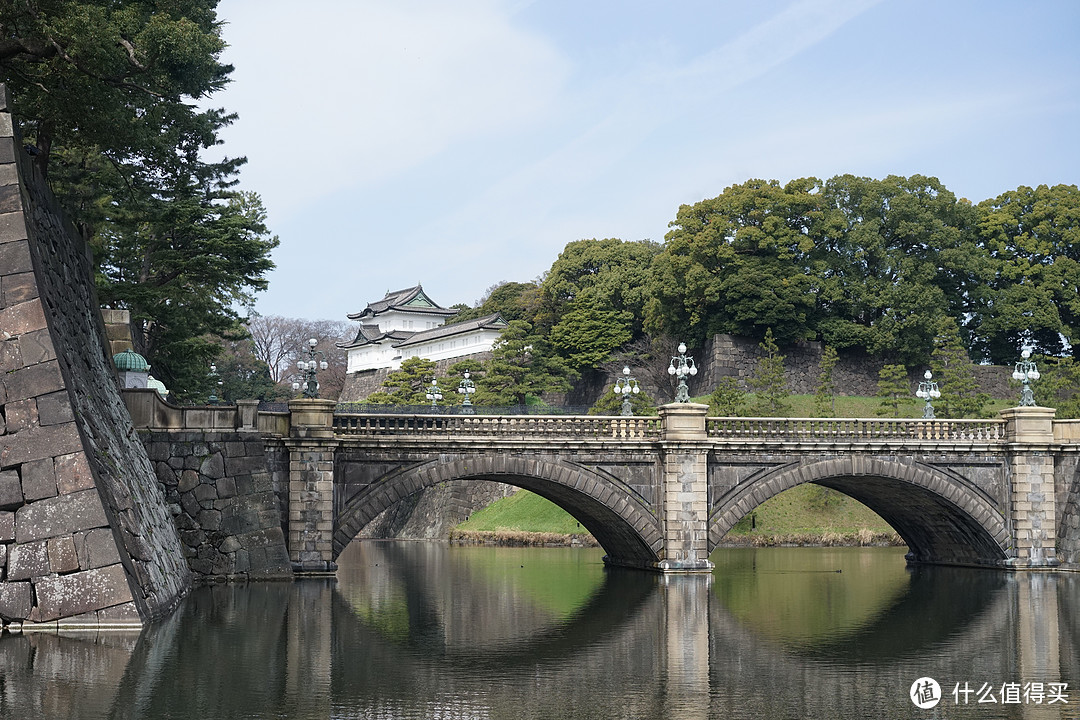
[247, 314, 356, 399]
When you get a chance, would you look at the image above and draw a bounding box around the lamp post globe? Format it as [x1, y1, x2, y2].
[668, 343, 698, 403]
[1012, 348, 1040, 407]
[613, 365, 641, 416]
[915, 370, 940, 419]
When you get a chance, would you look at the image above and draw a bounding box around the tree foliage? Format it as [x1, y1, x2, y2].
[747, 329, 790, 417]
[972, 184, 1080, 362]
[708, 377, 746, 417]
[475, 320, 576, 406]
[874, 364, 912, 418]
[647, 178, 821, 348]
[0, 1, 277, 400]
[1033, 356, 1080, 418]
[587, 382, 657, 416]
[813, 345, 839, 417]
[931, 318, 989, 418]
[367, 358, 439, 405]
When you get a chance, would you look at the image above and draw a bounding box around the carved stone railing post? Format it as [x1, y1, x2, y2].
[1001, 406, 1058, 567]
[656, 403, 713, 572]
[286, 399, 338, 575]
[236, 399, 259, 431]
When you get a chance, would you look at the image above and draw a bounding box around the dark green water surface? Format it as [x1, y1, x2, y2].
[1, 543, 1078, 719]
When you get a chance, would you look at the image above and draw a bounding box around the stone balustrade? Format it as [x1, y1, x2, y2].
[705, 416, 1008, 444]
[332, 413, 662, 440]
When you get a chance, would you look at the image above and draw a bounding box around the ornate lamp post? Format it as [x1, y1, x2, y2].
[667, 342, 698, 403]
[292, 338, 328, 399]
[915, 370, 940, 419]
[457, 370, 476, 411]
[1012, 348, 1040, 407]
[426, 378, 444, 408]
[613, 366, 640, 416]
[208, 363, 222, 405]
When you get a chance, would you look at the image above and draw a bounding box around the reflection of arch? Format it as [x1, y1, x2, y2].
[709, 456, 1011, 566]
[333, 543, 657, 669]
[334, 455, 662, 568]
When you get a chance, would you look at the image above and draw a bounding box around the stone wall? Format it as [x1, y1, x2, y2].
[0, 85, 191, 629]
[359, 480, 516, 540]
[697, 333, 1012, 399]
[143, 430, 292, 580]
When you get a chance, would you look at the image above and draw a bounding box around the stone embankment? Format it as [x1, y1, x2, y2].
[0, 85, 190, 629]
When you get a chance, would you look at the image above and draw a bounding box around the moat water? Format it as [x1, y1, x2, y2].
[1, 543, 1078, 719]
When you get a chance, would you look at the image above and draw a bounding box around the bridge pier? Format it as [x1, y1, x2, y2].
[1003, 407, 1060, 568]
[286, 399, 339, 575]
[656, 404, 714, 573]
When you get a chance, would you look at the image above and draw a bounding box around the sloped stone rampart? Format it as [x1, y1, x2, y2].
[0, 85, 190, 628]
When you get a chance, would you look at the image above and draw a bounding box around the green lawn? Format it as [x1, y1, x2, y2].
[457, 489, 590, 534]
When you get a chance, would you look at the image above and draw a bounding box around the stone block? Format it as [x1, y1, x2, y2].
[1, 271, 36, 307]
[21, 457, 57, 501]
[3, 398, 38, 433]
[0, 511, 13, 541]
[194, 483, 217, 506]
[15, 487, 109, 543]
[177, 469, 199, 492]
[33, 563, 134, 622]
[36, 391, 74, 425]
[197, 509, 222, 531]
[0, 581, 32, 620]
[216, 476, 237, 498]
[54, 451, 95, 494]
[0, 209, 27, 244]
[0, 470, 22, 508]
[0, 420, 82, 468]
[15, 327, 54, 365]
[47, 535, 78, 573]
[8, 538, 50, 579]
[73, 528, 121, 569]
[3, 358, 63, 402]
[0, 240, 32, 276]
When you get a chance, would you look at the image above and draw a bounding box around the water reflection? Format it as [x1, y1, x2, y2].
[0, 543, 1074, 720]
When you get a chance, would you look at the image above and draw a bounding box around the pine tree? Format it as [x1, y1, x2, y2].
[875, 364, 912, 417]
[708, 377, 747, 417]
[367, 358, 438, 405]
[813, 345, 839, 417]
[748, 329, 790, 416]
[931, 318, 990, 418]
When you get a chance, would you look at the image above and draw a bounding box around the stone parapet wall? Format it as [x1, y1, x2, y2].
[142, 430, 292, 580]
[0, 86, 192, 629]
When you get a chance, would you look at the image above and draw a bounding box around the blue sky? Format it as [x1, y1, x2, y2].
[213, 0, 1080, 323]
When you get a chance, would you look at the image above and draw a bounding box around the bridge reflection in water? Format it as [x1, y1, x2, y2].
[1, 542, 1077, 720]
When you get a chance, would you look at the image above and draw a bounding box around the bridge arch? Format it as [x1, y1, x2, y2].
[334, 454, 663, 569]
[708, 456, 1012, 566]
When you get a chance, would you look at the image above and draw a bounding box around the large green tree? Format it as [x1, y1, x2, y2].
[647, 178, 823, 347]
[0, 1, 277, 400]
[973, 184, 1080, 362]
[813, 174, 986, 367]
[542, 238, 660, 370]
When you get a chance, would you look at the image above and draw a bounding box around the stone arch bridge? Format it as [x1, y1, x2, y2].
[126, 394, 1080, 574]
